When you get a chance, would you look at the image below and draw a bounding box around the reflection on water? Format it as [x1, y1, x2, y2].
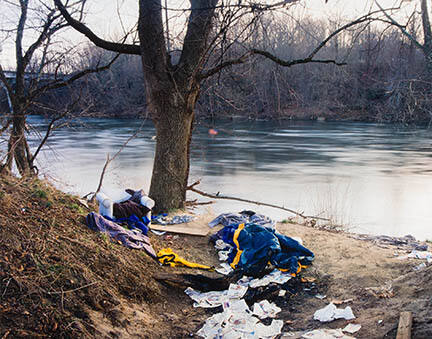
[28, 116, 432, 240]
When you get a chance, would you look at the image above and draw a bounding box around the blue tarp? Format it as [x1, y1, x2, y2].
[216, 223, 314, 276]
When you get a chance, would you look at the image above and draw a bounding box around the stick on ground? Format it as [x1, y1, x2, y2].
[396, 311, 413, 339]
[187, 180, 329, 221]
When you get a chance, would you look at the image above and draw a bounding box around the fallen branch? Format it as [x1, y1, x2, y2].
[185, 199, 214, 207]
[46, 281, 98, 295]
[187, 180, 329, 221]
[89, 125, 143, 202]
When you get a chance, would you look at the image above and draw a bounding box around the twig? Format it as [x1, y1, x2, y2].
[90, 126, 143, 201]
[185, 199, 214, 207]
[94, 153, 111, 199]
[187, 180, 329, 221]
[1, 278, 12, 298]
[61, 288, 65, 312]
[46, 281, 97, 295]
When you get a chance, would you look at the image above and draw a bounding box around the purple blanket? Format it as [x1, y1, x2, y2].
[86, 212, 156, 259]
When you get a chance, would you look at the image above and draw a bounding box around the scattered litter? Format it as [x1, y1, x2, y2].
[365, 283, 394, 298]
[227, 283, 248, 299]
[397, 250, 432, 263]
[222, 298, 249, 313]
[77, 198, 89, 208]
[315, 294, 327, 300]
[378, 319, 383, 324]
[332, 298, 353, 305]
[218, 250, 230, 261]
[187, 268, 298, 338]
[208, 128, 218, 136]
[195, 295, 283, 338]
[255, 319, 284, 338]
[185, 287, 229, 308]
[253, 300, 282, 319]
[279, 290, 287, 297]
[413, 262, 427, 271]
[152, 214, 195, 225]
[215, 262, 234, 275]
[208, 211, 276, 229]
[150, 218, 209, 237]
[150, 229, 166, 236]
[313, 303, 355, 322]
[351, 234, 428, 251]
[249, 269, 292, 288]
[157, 248, 213, 271]
[343, 323, 361, 334]
[302, 329, 354, 339]
[215, 239, 231, 250]
[301, 277, 316, 283]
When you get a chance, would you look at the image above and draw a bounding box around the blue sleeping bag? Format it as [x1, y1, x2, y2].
[220, 223, 314, 276]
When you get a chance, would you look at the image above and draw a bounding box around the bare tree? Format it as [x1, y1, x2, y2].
[0, 0, 118, 176]
[376, 0, 432, 76]
[55, 0, 384, 212]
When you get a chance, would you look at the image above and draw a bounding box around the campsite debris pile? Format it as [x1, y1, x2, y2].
[84, 200, 365, 338]
[176, 211, 316, 338]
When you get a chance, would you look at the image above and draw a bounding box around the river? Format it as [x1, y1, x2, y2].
[28, 115, 432, 240]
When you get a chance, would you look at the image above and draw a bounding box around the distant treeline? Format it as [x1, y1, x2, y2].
[2, 16, 431, 124]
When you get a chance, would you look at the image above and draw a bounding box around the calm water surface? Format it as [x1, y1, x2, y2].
[28, 116, 432, 240]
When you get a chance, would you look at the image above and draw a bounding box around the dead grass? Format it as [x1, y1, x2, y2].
[0, 175, 195, 337]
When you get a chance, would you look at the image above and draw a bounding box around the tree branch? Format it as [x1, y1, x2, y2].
[0, 64, 14, 95]
[200, 10, 386, 78]
[375, 1, 424, 52]
[421, 0, 432, 52]
[29, 109, 69, 164]
[92, 125, 144, 201]
[187, 181, 330, 221]
[16, 0, 29, 77]
[179, 0, 219, 77]
[251, 49, 347, 66]
[31, 53, 121, 97]
[137, 0, 170, 75]
[199, 51, 252, 79]
[54, 0, 141, 55]
[22, 10, 58, 71]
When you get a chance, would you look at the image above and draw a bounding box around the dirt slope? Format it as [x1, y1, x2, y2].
[0, 177, 208, 337]
[0, 176, 430, 338]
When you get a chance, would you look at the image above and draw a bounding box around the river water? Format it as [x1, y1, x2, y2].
[28, 115, 432, 240]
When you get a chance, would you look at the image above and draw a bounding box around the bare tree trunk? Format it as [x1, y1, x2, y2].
[138, 0, 213, 211]
[149, 106, 195, 211]
[421, 0, 432, 78]
[3, 110, 33, 176]
[145, 69, 200, 211]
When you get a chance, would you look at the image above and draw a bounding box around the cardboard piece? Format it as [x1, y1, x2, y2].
[149, 214, 218, 236]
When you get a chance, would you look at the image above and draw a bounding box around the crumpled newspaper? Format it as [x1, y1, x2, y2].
[313, 303, 355, 322]
[185, 283, 248, 308]
[216, 262, 234, 275]
[188, 269, 289, 338]
[342, 323, 361, 334]
[302, 328, 354, 339]
[252, 300, 282, 319]
[196, 299, 283, 338]
[248, 269, 292, 288]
